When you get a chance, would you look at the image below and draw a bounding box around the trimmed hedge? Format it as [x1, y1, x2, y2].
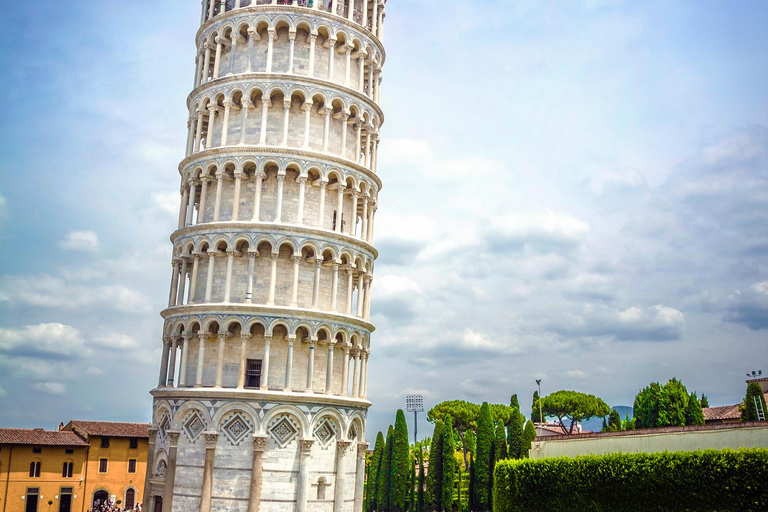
[493, 449, 768, 512]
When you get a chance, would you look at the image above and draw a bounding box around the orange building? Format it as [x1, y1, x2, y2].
[1, 422, 150, 512]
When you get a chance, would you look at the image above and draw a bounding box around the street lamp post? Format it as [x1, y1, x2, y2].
[406, 394, 424, 445]
[535, 379, 543, 437]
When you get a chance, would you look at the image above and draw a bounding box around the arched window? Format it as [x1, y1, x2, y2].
[62, 462, 73, 478]
[317, 477, 328, 500]
[29, 461, 41, 478]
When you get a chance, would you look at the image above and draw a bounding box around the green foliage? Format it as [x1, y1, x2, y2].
[494, 420, 508, 461]
[391, 410, 411, 512]
[509, 394, 519, 411]
[473, 402, 493, 512]
[622, 415, 636, 431]
[601, 418, 608, 432]
[506, 409, 525, 459]
[700, 394, 710, 409]
[425, 421, 443, 512]
[530, 391, 541, 423]
[493, 449, 768, 512]
[468, 454, 475, 512]
[464, 430, 476, 457]
[489, 404, 514, 426]
[414, 438, 427, 512]
[685, 392, 705, 426]
[608, 409, 622, 431]
[540, 390, 611, 434]
[428, 400, 479, 468]
[521, 421, 536, 459]
[635, 378, 701, 428]
[743, 382, 768, 422]
[367, 432, 385, 512]
[442, 416, 457, 511]
[409, 455, 416, 512]
[378, 426, 394, 512]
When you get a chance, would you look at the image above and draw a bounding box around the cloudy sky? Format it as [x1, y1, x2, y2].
[1, 0, 766, 439]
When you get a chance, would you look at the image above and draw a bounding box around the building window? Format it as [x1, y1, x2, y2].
[25, 488, 39, 512]
[59, 488, 73, 512]
[62, 462, 73, 478]
[129, 438, 139, 449]
[128, 459, 137, 473]
[32, 448, 42, 454]
[65, 449, 74, 454]
[99, 458, 108, 473]
[245, 359, 262, 388]
[100, 437, 110, 448]
[29, 462, 41, 478]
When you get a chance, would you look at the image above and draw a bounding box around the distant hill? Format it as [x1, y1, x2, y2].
[581, 406, 633, 433]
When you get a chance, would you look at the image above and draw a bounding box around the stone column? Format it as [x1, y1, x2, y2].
[361, 353, 369, 398]
[213, 171, 225, 222]
[194, 108, 206, 152]
[176, 257, 189, 306]
[290, 255, 301, 308]
[267, 253, 278, 306]
[198, 177, 210, 224]
[167, 339, 179, 387]
[238, 332, 249, 389]
[333, 441, 351, 512]
[259, 99, 271, 145]
[356, 276, 365, 318]
[341, 347, 350, 396]
[201, 42, 212, 84]
[142, 428, 159, 510]
[186, 179, 198, 226]
[229, 35, 239, 75]
[245, 251, 256, 303]
[327, 38, 337, 80]
[322, 107, 332, 152]
[178, 185, 190, 229]
[161, 431, 180, 512]
[302, 101, 313, 148]
[351, 350, 361, 397]
[367, 201, 375, 243]
[247, 29, 256, 73]
[355, 120, 363, 163]
[224, 251, 236, 303]
[215, 332, 227, 387]
[330, 263, 340, 311]
[372, 135, 380, 173]
[372, 0, 379, 40]
[360, 196, 369, 241]
[358, 55, 366, 94]
[282, 99, 291, 146]
[275, 174, 286, 222]
[345, 268, 355, 314]
[239, 100, 252, 145]
[221, 100, 232, 146]
[232, 170, 244, 221]
[344, 45, 353, 86]
[213, 37, 224, 78]
[199, 432, 218, 512]
[349, 190, 359, 235]
[193, 51, 203, 89]
[252, 171, 264, 221]
[195, 332, 207, 387]
[207, 105, 218, 150]
[179, 333, 191, 387]
[353, 442, 368, 512]
[325, 342, 335, 394]
[261, 335, 271, 390]
[288, 31, 297, 74]
[265, 29, 276, 73]
[308, 34, 317, 76]
[296, 439, 315, 512]
[284, 335, 295, 391]
[334, 185, 345, 232]
[246, 436, 268, 512]
[297, 176, 307, 224]
[189, 254, 201, 304]
[311, 259, 323, 309]
[168, 259, 180, 307]
[205, 251, 217, 303]
[364, 129, 372, 167]
[306, 339, 316, 392]
[186, 115, 197, 156]
[318, 181, 327, 227]
[340, 112, 350, 158]
[363, 275, 372, 320]
[158, 338, 171, 387]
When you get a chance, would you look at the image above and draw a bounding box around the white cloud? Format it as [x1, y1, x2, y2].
[59, 231, 99, 251]
[153, 192, 180, 216]
[0, 323, 85, 359]
[565, 370, 588, 379]
[91, 333, 140, 351]
[32, 382, 66, 395]
[376, 275, 421, 297]
[86, 367, 104, 376]
[0, 386, 7, 397]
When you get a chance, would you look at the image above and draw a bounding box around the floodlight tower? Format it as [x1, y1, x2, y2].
[406, 394, 424, 444]
[143, 1, 388, 511]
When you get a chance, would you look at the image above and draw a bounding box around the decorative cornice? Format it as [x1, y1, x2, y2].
[150, 387, 372, 409]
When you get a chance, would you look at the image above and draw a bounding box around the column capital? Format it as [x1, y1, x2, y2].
[148, 427, 159, 443]
[336, 440, 352, 455]
[356, 442, 369, 458]
[299, 438, 314, 456]
[234, 169, 245, 179]
[167, 430, 181, 446]
[283, 98, 292, 109]
[223, 99, 235, 108]
[296, 175, 307, 184]
[261, 98, 272, 108]
[253, 434, 268, 452]
[203, 431, 219, 447]
[289, 29, 297, 41]
[240, 332, 250, 342]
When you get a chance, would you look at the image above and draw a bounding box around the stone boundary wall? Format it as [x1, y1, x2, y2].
[529, 421, 768, 459]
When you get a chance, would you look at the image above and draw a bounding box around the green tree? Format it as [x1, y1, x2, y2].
[541, 390, 611, 434]
[409, 455, 416, 512]
[473, 402, 493, 512]
[522, 421, 537, 458]
[622, 415, 636, 430]
[368, 432, 385, 512]
[509, 394, 520, 411]
[506, 408, 525, 459]
[700, 394, 710, 409]
[468, 454, 475, 512]
[391, 410, 411, 512]
[427, 400, 479, 468]
[442, 416, 457, 511]
[494, 420, 507, 460]
[531, 390, 542, 423]
[685, 392, 705, 426]
[742, 382, 767, 421]
[425, 421, 443, 512]
[413, 438, 428, 512]
[634, 382, 663, 428]
[659, 378, 689, 427]
[378, 426, 394, 512]
[608, 409, 622, 431]
[601, 417, 608, 432]
[489, 404, 514, 426]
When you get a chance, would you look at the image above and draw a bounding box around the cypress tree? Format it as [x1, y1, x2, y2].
[417, 443, 425, 512]
[442, 416, 457, 512]
[685, 393, 705, 426]
[474, 402, 493, 512]
[494, 420, 507, 461]
[391, 410, 411, 512]
[601, 417, 608, 432]
[608, 409, 622, 431]
[509, 394, 519, 411]
[425, 421, 443, 512]
[700, 394, 710, 409]
[506, 409, 524, 459]
[742, 383, 767, 421]
[531, 391, 541, 423]
[522, 421, 536, 458]
[378, 426, 394, 512]
[468, 454, 475, 512]
[368, 432, 385, 512]
[409, 455, 416, 512]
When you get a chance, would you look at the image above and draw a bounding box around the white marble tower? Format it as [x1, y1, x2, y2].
[144, 1, 387, 511]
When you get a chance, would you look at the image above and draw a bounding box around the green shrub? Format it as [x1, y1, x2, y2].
[493, 449, 768, 512]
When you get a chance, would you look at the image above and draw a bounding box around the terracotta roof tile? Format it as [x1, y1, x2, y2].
[68, 421, 151, 438]
[0, 429, 88, 447]
[703, 405, 741, 421]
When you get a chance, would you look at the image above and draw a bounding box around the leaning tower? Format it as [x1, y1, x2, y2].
[143, 1, 386, 511]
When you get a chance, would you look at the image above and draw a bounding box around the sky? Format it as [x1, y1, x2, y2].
[0, 0, 767, 440]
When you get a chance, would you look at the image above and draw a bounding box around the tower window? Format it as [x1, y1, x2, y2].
[245, 359, 262, 388]
[128, 459, 137, 474]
